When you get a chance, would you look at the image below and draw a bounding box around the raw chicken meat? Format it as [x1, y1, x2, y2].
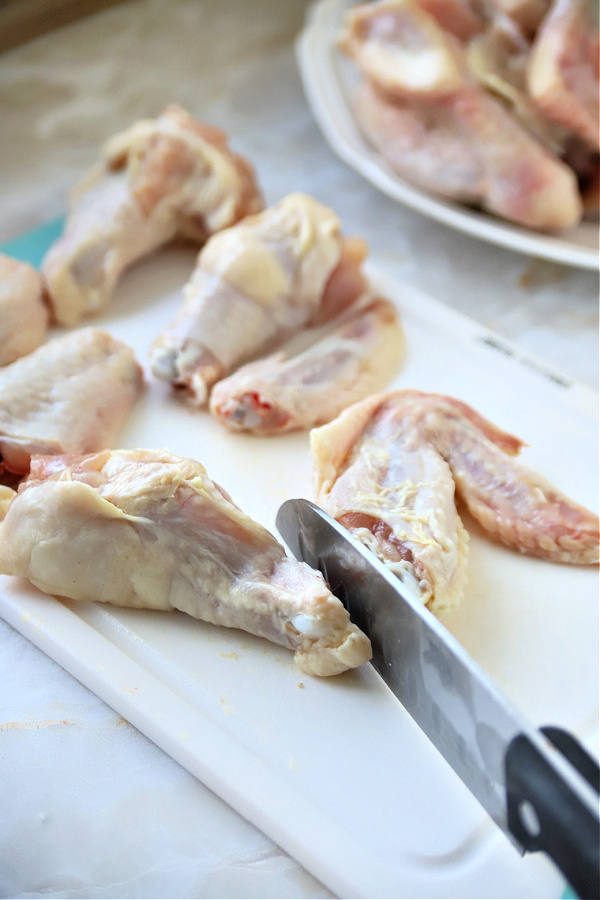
[0, 329, 143, 477]
[312, 390, 470, 615]
[0, 485, 13, 518]
[150, 193, 369, 405]
[210, 297, 403, 435]
[42, 105, 264, 326]
[479, 0, 551, 35]
[339, 0, 469, 99]
[465, 21, 570, 153]
[352, 78, 581, 229]
[311, 390, 599, 614]
[0, 254, 48, 366]
[527, 0, 599, 151]
[0, 449, 372, 677]
[340, 0, 583, 229]
[415, 0, 485, 40]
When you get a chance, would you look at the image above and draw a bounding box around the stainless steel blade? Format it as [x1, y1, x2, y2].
[276, 498, 599, 847]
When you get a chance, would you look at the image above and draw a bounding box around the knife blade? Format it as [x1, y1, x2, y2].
[276, 498, 600, 900]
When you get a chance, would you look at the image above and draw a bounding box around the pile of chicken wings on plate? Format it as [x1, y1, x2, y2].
[0, 101, 597, 676]
[338, 0, 599, 230]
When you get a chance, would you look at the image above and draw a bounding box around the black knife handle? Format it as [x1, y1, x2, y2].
[505, 728, 600, 899]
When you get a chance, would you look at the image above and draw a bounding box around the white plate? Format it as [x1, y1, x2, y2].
[296, 0, 600, 271]
[0, 243, 597, 898]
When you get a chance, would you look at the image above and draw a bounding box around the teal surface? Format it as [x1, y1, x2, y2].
[1, 217, 64, 267]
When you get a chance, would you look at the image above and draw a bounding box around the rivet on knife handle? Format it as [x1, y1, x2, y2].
[506, 729, 600, 900]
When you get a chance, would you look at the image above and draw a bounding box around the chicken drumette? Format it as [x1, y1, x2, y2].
[0, 449, 372, 677]
[42, 105, 263, 326]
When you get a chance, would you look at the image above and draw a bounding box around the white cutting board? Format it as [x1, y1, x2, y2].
[0, 246, 597, 899]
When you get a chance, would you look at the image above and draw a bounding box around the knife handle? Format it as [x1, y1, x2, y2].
[505, 727, 600, 900]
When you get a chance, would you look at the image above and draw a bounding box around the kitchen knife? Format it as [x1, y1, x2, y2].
[276, 499, 600, 900]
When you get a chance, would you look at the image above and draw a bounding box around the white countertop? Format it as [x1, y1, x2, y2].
[0, 1, 598, 897]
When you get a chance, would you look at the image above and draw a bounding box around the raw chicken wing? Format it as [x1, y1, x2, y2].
[480, 0, 551, 35]
[312, 391, 471, 615]
[0, 254, 48, 366]
[415, 0, 485, 40]
[0, 329, 143, 477]
[417, 394, 600, 563]
[465, 22, 570, 154]
[210, 297, 403, 434]
[311, 390, 598, 614]
[341, 0, 582, 229]
[42, 105, 263, 325]
[150, 193, 369, 405]
[527, 0, 599, 151]
[0, 449, 372, 677]
[353, 78, 581, 228]
[339, 0, 469, 98]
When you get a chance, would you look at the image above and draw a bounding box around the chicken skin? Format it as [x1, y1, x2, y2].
[340, 0, 582, 230]
[42, 105, 263, 326]
[415, 0, 485, 40]
[210, 297, 403, 435]
[339, 0, 469, 99]
[465, 20, 570, 155]
[0, 449, 372, 677]
[312, 390, 471, 615]
[311, 390, 599, 615]
[150, 193, 369, 405]
[353, 78, 580, 229]
[0, 254, 48, 367]
[527, 0, 599, 152]
[0, 329, 143, 477]
[481, 0, 551, 35]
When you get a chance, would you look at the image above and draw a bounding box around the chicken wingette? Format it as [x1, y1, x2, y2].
[210, 297, 403, 434]
[311, 390, 599, 615]
[0, 329, 143, 478]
